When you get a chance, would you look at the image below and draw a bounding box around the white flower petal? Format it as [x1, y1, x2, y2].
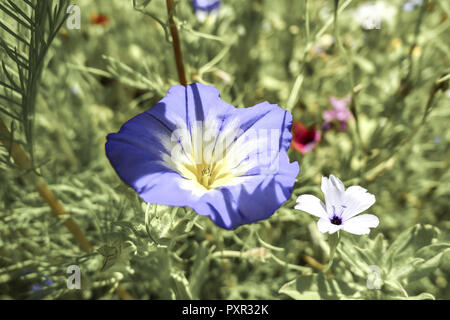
[342, 214, 379, 235]
[317, 218, 330, 233]
[341, 186, 376, 221]
[321, 175, 345, 213]
[329, 174, 345, 191]
[317, 218, 343, 234]
[295, 195, 328, 219]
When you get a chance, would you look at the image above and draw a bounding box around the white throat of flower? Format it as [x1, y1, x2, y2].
[158, 112, 280, 195]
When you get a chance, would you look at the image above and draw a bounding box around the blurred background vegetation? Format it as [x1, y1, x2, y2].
[0, 0, 449, 299]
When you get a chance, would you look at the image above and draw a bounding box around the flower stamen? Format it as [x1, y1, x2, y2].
[330, 215, 343, 225]
[330, 205, 347, 225]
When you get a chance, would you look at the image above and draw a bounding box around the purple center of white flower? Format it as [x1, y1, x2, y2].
[330, 205, 347, 225]
[330, 215, 342, 225]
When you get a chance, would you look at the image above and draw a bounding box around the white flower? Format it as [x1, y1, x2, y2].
[295, 175, 379, 235]
[352, 1, 396, 30]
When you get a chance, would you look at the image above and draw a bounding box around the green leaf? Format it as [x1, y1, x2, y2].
[189, 242, 211, 299]
[384, 224, 439, 273]
[383, 280, 408, 297]
[0, 0, 70, 165]
[391, 292, 435, 300]
[371, 233, 389, 262]
[98, 244, 120, 271]
[171, 271, 193, 300]
[416, 243, 450, 260]
[407, 250, 449, 282]
[353, 55, 376, 74]
[132, 0, 153, 9]
[338, 235, 376, 278]
[279, 274, 356, 300]
[381, 225, 448, 284]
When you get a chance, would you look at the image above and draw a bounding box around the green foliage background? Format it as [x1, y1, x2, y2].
[0, 0, 449, 300]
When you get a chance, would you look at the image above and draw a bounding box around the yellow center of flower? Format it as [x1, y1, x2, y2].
[176, 156, 236, 190]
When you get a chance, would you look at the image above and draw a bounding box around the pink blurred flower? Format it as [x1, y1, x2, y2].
[291, 121, 321, 154]
[323, 95, 353, 131]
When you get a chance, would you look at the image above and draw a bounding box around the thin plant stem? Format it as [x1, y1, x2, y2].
[323, 231, 340, 274]
[302, 255, 334, 277]
[394, 4, 427, 100]
[305, 0, 310, 43]
[166, 0, 187, 86]
[285, 0, 309, 112]
[333, 0, 365, 153]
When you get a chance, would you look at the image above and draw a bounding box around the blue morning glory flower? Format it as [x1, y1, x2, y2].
[192, 0, 221, 22]
[192, 0, 221, 13]
[106, 83, 299, 230]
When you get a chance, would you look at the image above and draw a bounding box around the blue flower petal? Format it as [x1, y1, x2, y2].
[193, 0, 221, 13]
[149, 83, 234, 132]
[236, 101, 294, 153]
[106, 139, 204, 208]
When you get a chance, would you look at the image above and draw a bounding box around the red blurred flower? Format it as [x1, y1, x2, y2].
[290, 121, 321, 154]
[90, 14, 109, 26]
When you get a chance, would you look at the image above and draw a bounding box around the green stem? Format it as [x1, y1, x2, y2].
[333, 0, 365, 154]
[145, 203, 159, 245]
[323, 231, 340, 273]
